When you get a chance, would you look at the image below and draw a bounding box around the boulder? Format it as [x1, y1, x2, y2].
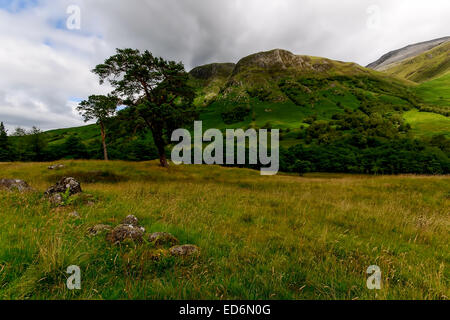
[148, 232, 179, 247]
[48, 164, 65, 170]
[45, 177, 82, 196]
[88, 224, 112, 236]
[122, 215, 139, 227]
[170, 245, 200, 257]
[0, 179, 31, 192]
[49, 193, 63, 206]
[106, 224, 145, 244]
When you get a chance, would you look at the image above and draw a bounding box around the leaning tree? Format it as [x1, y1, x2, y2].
[92, 49, 196, 167]
[77, 95, 118, 161]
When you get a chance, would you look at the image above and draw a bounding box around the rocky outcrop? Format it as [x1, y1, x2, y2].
[232, 49, 314, 75]
[190, 63, 236, 81]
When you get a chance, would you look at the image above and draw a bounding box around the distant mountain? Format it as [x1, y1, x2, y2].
[366, 37, 449, 119]
[190, 49, 413, 108]
[367, 37, 449, 70]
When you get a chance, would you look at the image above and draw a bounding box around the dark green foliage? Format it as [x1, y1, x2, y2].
[0, 122, 12, 161]
[246, 88, 272, 101]
[92, 48, 196, 167]
[221, 105, 251, 124]
[280, 139, 449, 175]
[277, 109, 450, 174]
[417, 105, 449, 117]
[77, 95, 119, 160]
[27, 127, 48, 161]
[279, 80, 314, 107]
[60, 135, 88, 159]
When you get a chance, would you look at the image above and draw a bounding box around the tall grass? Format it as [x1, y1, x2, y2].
[0, 161, 448, 300]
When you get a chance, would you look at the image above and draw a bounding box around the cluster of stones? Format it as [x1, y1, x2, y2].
[91, 215, 199, 257]
[1, 175, 200, 258]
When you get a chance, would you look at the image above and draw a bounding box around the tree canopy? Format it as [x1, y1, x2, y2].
[92, 48, 196, 167]
[77, 95, 119, 160]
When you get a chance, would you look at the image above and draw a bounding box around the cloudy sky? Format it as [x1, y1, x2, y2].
[1, 0, 449, 132]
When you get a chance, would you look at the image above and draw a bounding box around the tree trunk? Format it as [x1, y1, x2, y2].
[152, 129, 169, 168]
[100, 121, 108, 161]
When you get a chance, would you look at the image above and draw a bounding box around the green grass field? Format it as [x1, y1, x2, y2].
[415, 73, 450, 108]
[404, 110, 450, 137]
[0, 161, 448, 300]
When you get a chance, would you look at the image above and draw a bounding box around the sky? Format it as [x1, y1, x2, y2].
[0, 0, 449, 132]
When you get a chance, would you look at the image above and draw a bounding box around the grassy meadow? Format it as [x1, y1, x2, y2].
[404, 110, 450, 138]
[0, 160, 448, 300]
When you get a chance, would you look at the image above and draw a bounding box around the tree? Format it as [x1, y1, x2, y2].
[0, 122, 11, 161]
[27, 127, 47, 161]
[12, 127, 27, 137]
[77, 95, 118, 161]
[61, 135, 87, 159]
[92, 48, 195, 167]
[11, 127, 29, 161]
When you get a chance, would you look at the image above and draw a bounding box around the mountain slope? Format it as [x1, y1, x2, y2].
[415, 72, 450, 108]
[367, 36, 450, 72]
[189, 63, 235, 107]
[377, 41, 450, 83]
[190, 49, 419, 142]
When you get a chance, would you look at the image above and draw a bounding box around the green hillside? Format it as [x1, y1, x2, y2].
[415, 72, 450, 109]
[42, 124, 100, 146]
[29, 49, 426, 148]
[190, 49, 423, 145]
[404, 110, 450, 137]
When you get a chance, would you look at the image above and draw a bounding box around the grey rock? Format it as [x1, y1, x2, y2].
[49, 193, 63, 206]
[170, 245, 200, 257]
[149, 232, 179, 247]
[122, 215, 139, 227]
[0, 179, 31, 192]
[45, 177, 82, 196]
[106, 224, 145, 244]
[48, 164, 65, 170]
